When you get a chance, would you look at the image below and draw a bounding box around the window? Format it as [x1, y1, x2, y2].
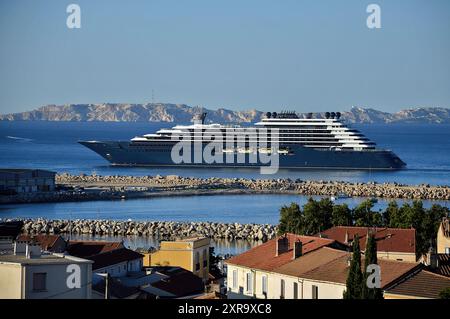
[312, 285, 319, 299]
[203, 248, 208, 268]
[232, 270, 238, 289]
[280, 279, 285, 299]
[446, 247, 450, 254]
[195, 252, 200, 271]
[33, 273, 47, 291]
[262, 275, 268, 296]
[292, 282, 299, 299]
[246, 273, 253, 294]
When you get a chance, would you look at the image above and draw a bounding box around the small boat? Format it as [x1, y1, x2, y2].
[222, 148, 235, 153]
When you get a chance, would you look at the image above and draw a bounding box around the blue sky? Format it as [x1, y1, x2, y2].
[0, 0, 449, 114]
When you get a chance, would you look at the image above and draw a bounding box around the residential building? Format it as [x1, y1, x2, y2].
[225, 233, 422, 299]
[320, 226, 416, 262]
[142, 237, 210, 281]
[384, 269, 450, 299]
[437, 217, 450, 254]
[89, 248, 144, 277]
[0, 169, 56, 194]
[66, 240, 143, 278]
[225, 233, 338, 299]
[17, 234, 67, 253]
[0, 241, 92, 299]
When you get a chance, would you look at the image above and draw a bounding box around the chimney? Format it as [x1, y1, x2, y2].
[344, 231, 349, 245]
[293, 241, 303, 259]
[426, 247, 438, 269]
[25, 242, 42, 259]
[14, 240, 27, 255]
[276, 236, 289, 256]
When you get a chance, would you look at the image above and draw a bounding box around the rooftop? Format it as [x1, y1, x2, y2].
[385, 269, 450, 299]
[320, 226, 416, 254]
[300, 253, 420, 289]
[17, 234, 64, 251]
[67, 240, 124, 258]
[225, 233, 335, 271]
[0, 252, 91, 265]
[89, 248, 143, 270]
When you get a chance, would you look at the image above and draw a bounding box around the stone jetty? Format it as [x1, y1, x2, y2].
[15, 219, 278, 241]
[56, 173, 450, 201]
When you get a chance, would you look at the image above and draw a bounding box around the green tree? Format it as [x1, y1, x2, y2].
[278, 202, 304, 235]
[303, 198, 333, 235]
[362, 234, 383, 299]
[439, 287, 450, 299]
[353, 200, 382, 227]
[383, 201, 399, 226]
[332, 203, 352, 226]
[344, 235, 363, 299]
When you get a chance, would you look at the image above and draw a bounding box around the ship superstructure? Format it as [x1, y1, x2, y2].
[80, 111, 406, 169]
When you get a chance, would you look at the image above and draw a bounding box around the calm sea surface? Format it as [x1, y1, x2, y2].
[1, 121, 449, 254]
[1, 121, 450, 185]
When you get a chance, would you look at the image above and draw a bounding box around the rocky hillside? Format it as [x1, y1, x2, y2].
[0, 103, 263, 124]
[0, 103, 449, 124]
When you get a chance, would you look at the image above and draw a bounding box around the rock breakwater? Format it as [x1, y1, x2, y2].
[57, 173, 450, 200]
[16, 219, 278, 241]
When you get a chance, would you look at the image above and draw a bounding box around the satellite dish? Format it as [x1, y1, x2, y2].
[272, 112, 277, 118]
[330, 112, 336, 119]
[325, 112, 331, 119]
[336, 112, 341, 119]
[266, 112, 271, 118]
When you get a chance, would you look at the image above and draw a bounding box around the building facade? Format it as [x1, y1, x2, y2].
[0, 242, 93, 299]
[437, 218, 450, 254]
[226, 234, 421, 299]
[0, 169, 56, 194]
[143, 237, 210, 282]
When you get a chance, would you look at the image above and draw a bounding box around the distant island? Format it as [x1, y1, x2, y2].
[1, 103, 449, 124]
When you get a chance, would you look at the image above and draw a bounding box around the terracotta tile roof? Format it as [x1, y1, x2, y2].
[225, 233, 336, 271]
[89, 248, 143, 270]
[17, 234, 63, 251]
[385, 270, 450, 299]
[67, 241, 124, 258]
[320, 226, 416, 254]
[274, 247, 348, 277]
[300, 253, 420, 288]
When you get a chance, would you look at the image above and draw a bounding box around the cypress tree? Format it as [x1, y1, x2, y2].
[362, 233, 383, 299]
[343, 235, 363, 299]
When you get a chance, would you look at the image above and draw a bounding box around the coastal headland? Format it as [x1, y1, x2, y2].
[1, 173, 450, 204]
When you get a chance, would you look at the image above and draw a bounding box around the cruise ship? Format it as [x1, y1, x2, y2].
[79, 111, 406, 169]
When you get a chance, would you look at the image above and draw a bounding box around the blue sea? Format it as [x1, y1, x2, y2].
[1, 121, 449, 254]
[1, 121, 450, 185]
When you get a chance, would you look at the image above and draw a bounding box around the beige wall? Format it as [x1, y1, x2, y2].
[0, 263, 23, 299]
[146, 238, 210, 281]
[226, 264, 346, 299]
[437, 223, 450, 254]
[0, 261, 92, 299]
[377, 251, 416, 263]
